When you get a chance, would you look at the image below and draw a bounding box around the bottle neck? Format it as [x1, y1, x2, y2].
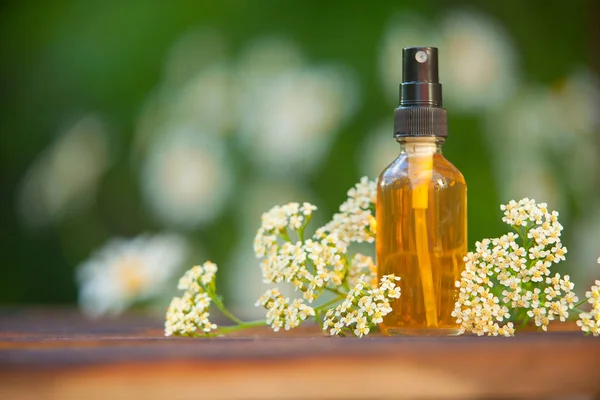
[397, 137, 444, 155]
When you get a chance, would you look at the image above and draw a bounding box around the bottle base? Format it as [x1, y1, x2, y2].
[380, 326, 462, 337]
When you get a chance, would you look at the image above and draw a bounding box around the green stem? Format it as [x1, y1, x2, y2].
[305, 258, 315, 275]
[297, 214, 311, 242]
[341, 254, 351, 291]
[215, 320, 267, 335]
[280, 228, 292, 242]
[573, 298, 589, 309]
[515, 225, 530, 250]
[212, 298, 244, 325]
[315, 295, 345, 311]
[297, 227, 305, 242]
[314, 310, 323, 326]
[323, 286, 347, 297]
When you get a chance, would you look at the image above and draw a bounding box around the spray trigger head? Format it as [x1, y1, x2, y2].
[400, 47, 442, 107]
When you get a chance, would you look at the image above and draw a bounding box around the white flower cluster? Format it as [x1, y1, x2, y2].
[453, 198, 577, 336]
[260, 234, 349, 302]
[165, 261, 218, 337]
[315, 177, 376, 245]
[323, 275, 401, 337]
[254, 202, 317, 257]
[254, 202, 348, 302]
[255, 288, 315, 331]
[177, 261, 218, 291]
[577, 280, 600, 336]
[253, 179, 379, 334]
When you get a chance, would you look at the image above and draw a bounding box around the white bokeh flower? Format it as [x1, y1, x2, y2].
[484, 71, 600, 262]
[77, 233, 189, 317]
[167, 64, 234, 138]
[135, 29, 232, 156]
[438, 10, 519, 112]
[236, 37, 359, 176]
[141, 128, 234, 228]
[135, 30, 236, 229]
[544, 71, 600, 201]
[484, 87, 565, 212]
[18, 115, 110, 228]
[135, 30, 235, 145]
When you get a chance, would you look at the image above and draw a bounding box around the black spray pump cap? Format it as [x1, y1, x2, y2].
[394, 46, 448, 138]
[400, 47, 442, 107]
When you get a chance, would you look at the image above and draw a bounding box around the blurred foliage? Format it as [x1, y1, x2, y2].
[0, 0, 597, 306]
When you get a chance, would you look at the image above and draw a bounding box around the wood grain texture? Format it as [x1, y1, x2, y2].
[0, 308, 599, 400]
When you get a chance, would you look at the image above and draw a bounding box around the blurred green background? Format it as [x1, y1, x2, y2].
[1, 0, 598, 316]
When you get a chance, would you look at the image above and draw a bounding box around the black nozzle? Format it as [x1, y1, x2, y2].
[400, 47, 442, 107]
[394, 46, 447, 138]
[403, 47, 439, 83]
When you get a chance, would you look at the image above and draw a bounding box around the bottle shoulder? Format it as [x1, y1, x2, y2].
[378, 153, 465, 186]
[432, 153, 466, 184]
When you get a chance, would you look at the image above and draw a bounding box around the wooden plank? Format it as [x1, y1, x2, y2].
[0, 309, 599, 400]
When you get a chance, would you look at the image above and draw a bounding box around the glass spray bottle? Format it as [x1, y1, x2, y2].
[377, 47, 467, 336]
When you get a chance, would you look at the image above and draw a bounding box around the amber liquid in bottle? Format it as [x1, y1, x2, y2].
[377, 138, 467, 336]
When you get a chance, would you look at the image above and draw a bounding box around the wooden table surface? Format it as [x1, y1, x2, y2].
[1, 308, 599, 400]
